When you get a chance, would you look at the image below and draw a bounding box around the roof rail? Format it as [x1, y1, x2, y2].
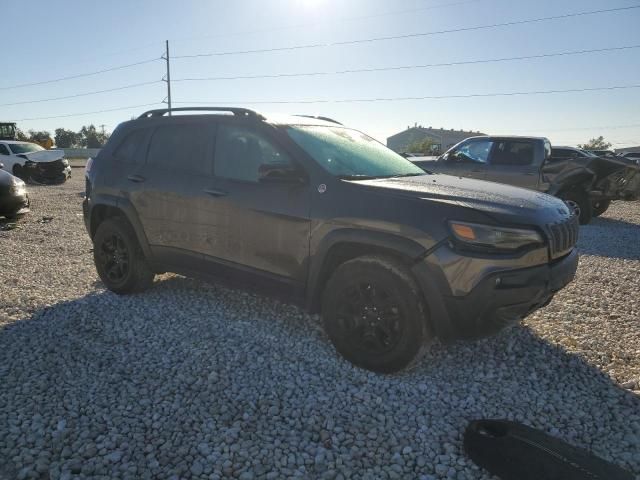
[295, 115, 342, 125]
[138, 107, 265, 120]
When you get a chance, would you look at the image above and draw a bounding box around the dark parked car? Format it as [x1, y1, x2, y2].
[84, 108, 579, 372]
[413, 137, 640, 224]
[585, 149, 617, 157]
[0, 163, 29, 219]
[621, 151, 640, 160]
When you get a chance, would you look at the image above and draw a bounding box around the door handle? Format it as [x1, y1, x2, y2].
[127, 174, 146, 183]
[203, 188, 227, 197]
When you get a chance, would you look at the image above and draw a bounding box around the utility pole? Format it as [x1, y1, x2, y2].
[99, 124, 106, 136]
[162, 40, 172, 116]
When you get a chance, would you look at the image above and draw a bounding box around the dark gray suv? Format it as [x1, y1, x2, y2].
[84, 107, 579, 373]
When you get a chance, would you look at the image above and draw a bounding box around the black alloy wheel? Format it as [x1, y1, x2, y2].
[334, 282, 404, 355]
[322, 255, 430, 373]
[93, 217, 154, 294]
[97, 232, 130, 284]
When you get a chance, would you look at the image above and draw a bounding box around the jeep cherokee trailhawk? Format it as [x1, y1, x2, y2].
[84, 107, 579, 373]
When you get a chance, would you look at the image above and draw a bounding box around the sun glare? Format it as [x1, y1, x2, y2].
[297, 0, 325, 9]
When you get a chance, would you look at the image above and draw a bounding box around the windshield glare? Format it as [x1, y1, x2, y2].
[9, 143, 45, 154]
[287, 125, 426, 179]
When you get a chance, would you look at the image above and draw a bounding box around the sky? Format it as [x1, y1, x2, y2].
[2, 0, 640, 147]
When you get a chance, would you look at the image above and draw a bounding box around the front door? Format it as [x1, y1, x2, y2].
[444, 137, 495, 180]
[203, 122, 311, 286]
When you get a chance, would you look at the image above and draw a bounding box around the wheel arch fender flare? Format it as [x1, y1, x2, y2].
[305, 228, 428, 311]
[89, 195, 152, 259]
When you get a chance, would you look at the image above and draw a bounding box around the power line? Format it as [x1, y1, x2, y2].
[0, 58, 160, 91]
[173, 5, 640, 59]
[14, 103, 162, 122]
[171, 0, 484, 44]
[510, 123, 640, 133]
[0, 81, 162, 107]
[173, 44, 640, 83]
[174, 83, 640, 105]
[2, 1, 476, 85]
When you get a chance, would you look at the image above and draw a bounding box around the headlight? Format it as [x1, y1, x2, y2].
[448, 221, 544, 251]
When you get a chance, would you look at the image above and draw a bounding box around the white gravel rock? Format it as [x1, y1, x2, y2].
[0, 176, 638, 479]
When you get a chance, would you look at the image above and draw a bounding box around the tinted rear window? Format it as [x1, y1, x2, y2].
[491, 141, 534, 166]
[147, 124, 210, 174]
[114, 129, 150, 164]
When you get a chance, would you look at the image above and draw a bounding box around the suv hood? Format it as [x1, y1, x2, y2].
[349, 174, 572, 223]
[20, 150, 65, 163]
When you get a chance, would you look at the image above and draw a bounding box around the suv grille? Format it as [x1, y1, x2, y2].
[547, 215, 579, 259]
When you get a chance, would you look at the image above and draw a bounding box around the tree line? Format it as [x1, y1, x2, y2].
[15, 125, 111, 148]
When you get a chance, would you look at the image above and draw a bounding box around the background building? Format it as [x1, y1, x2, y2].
[615, 146, 640, 154]
[387, 124, 485, 154]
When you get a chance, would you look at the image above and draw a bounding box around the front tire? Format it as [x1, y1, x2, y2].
[591, 199, 610, 217]
[559, 189, 592, 225]
[93, 217, 154, 294]
[321, 255, 431, 373]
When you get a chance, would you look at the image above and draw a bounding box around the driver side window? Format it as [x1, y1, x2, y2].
[214, 125, 292, 182]
[454, 139, 494, 164]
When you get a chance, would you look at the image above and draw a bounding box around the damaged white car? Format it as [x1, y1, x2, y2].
[0, 141, 71, 184]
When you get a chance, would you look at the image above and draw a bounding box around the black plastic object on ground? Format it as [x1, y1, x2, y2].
[464, 419, 633, 480]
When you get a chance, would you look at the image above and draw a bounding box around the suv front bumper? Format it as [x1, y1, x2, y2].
[412, 247, 578, 340]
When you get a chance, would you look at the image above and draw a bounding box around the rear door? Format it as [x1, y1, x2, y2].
[134, 121, 216, 266]
[101, 127, 153, 214]
[485, 139, 539, 189]
[202, 122, 311, 287]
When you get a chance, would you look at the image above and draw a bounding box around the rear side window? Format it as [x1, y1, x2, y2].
[147, 124, 210, 174]
[491, 141, 534, 166]
[114, 129, 149, 164]
[214, 124, 292, 182]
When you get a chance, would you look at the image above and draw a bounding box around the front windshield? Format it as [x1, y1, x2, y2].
[287, 125, 426, 179]
[9, 143, 45, 154]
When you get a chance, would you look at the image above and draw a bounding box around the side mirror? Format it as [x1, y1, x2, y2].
[258, 163, 305, 184]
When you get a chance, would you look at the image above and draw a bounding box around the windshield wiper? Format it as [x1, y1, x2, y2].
[388, 173, 427, 178]
[338, 173, 427, 181]
[337, 174, 380, 180]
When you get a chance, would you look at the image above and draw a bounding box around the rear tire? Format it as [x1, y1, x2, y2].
[559, 189, 592, 225]
[93, 217, 154, 294]
[321, 255, 431, 373]
[591, 199, 610, 217]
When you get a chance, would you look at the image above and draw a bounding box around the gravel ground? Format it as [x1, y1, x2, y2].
[1, 174, 639, 480]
